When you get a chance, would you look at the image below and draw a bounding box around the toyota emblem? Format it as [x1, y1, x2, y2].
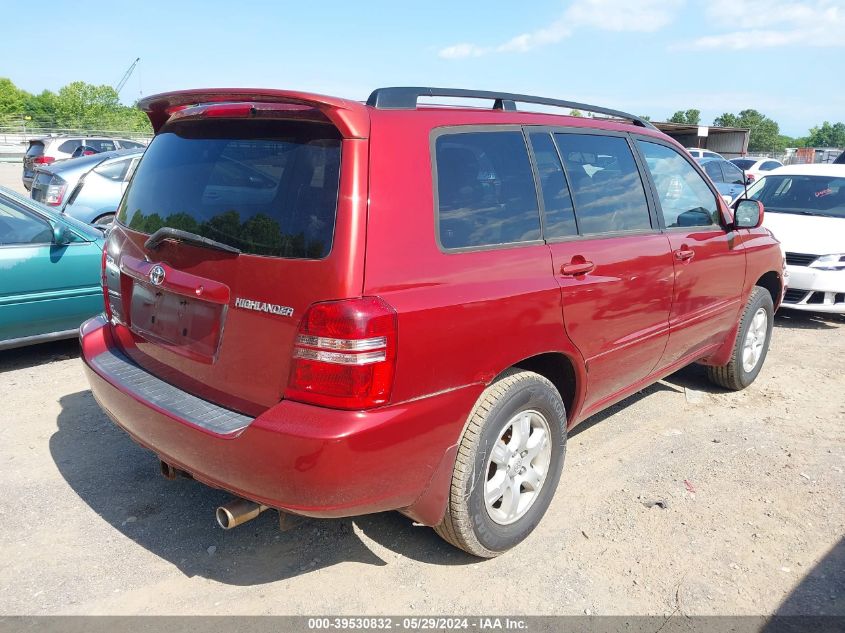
[149, 264, 166, 286]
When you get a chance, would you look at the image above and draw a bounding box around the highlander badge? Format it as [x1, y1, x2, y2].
[234, 297, 294, 317]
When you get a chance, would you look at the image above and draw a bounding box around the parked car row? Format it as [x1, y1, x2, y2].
[30, 148, 143, 225]
[23, 135, 145, 191]
[2, 87, 842, 560]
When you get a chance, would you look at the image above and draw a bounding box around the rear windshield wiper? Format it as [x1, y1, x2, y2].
[144, 227, 241, 254]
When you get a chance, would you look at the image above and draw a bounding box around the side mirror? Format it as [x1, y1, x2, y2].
[52, 223, 71, 245]
[734, 199, 764, 229]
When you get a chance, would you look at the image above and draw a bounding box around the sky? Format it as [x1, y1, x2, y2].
[3, 0, 843, 137]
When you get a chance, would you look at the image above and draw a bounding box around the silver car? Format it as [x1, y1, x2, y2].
[22, 136, 146, 190]
[30, 148, 144, 225]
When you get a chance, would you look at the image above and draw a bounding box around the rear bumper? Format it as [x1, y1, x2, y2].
[80, 315, 481, 523]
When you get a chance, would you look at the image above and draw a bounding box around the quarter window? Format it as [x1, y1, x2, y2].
[435, 131, 540, 249]
[528, 132, 577, 239]
[553, 133, 651, 234]
[637, 141, 720, 228]
[761, 161, 782, 171]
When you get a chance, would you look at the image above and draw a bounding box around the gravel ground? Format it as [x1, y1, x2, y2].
[0, 162, 843, 617]
[0, 311, 842, 616]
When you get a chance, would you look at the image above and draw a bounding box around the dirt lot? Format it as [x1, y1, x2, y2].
[0, 161, 843, 617]
[0, 308, 842, 617]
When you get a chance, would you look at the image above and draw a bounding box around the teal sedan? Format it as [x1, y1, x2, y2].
[0, 186, 105, 350]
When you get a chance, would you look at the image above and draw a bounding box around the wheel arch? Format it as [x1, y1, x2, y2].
[755, 270, 783, 310]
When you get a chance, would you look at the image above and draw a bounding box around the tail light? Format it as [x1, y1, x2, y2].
[285, 297, 398, 410]
[746, 173, 756, 182]
[33, 156, 55, 165]
[101, 233, 123, 323]
[45, 176, 67, 206]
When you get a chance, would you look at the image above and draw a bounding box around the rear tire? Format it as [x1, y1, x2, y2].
[434, 370, 566, 558]
[706, 286, 773, 390]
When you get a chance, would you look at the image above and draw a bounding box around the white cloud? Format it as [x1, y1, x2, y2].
[437, 0, 684, 59]
[438, 43, 492, 59]
[682, 0, 845, 50]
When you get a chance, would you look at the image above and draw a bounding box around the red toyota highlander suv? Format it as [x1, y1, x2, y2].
[80, 87, 784, 557]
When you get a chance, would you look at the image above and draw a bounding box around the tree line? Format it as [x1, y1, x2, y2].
[666, 108, 845, 153]
[2, 76, 842, 151]
[0, 77, 151, 133]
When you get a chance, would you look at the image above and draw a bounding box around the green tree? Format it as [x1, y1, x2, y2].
[713, 109, 784, 152]
[0, 78, 28, 117]
[807, 121, 845, 147]
[569, 109, 583, 117]
[668, 109, 701, 125]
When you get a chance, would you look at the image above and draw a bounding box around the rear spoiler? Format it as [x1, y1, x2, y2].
[137, 89, 370, 139]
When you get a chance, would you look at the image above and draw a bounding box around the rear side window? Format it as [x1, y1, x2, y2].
[722, 161, 745, 184]
[637, 141, 719, 228]
[118, 119, 341, 259]
[119, 140, 145, 149]
[58, 139, 82, 153]
[528, 132, 577, 239]
[703, 161, 723, 182]
[435, 131, 540, 249]
[94, 158, 132, 181]
[761, 161, 781, 171]
[554, 133, 651, 234]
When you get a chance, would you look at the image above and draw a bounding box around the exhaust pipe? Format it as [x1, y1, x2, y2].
[216, 498, 268, 530]
[159, 460, 191, 480]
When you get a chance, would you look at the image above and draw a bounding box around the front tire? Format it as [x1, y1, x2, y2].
[435, 370, 567, 558]
[706, 286, 774, 390]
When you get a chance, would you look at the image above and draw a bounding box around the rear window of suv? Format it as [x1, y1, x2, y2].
[117, 119, 341, 259]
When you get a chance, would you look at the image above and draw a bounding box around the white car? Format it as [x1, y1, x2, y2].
[686, 147, 723, 160]
[730, 156, 784, 184]
[746, 164, 845, 313]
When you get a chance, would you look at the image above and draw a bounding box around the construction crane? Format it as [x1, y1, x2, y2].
[115, 57, 140, 95]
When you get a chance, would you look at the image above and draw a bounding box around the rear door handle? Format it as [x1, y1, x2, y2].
[674, 248, 695, 261]
[560, 261, 595, 276]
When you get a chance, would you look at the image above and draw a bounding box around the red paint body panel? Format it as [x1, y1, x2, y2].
[79, 90, 786, 528]
[82, 315, 483, 519]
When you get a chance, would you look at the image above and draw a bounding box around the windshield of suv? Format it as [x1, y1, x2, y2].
[747, 174, 845, 218]
[117, 118, 342, 259]
[731, 159, 756, 170]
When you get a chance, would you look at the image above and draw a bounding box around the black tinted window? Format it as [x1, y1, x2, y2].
[554, 133, 651, 234]
[637, 141, 719, 228]
[120, 140, 144, 149]
[435, 131, 540, 249]
[117, 119, 341, 259]
[761, 161, 781, 171]
[529, 132, 577, 238]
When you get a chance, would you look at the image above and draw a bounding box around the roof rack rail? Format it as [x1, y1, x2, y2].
[366, 87, 657, 130]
